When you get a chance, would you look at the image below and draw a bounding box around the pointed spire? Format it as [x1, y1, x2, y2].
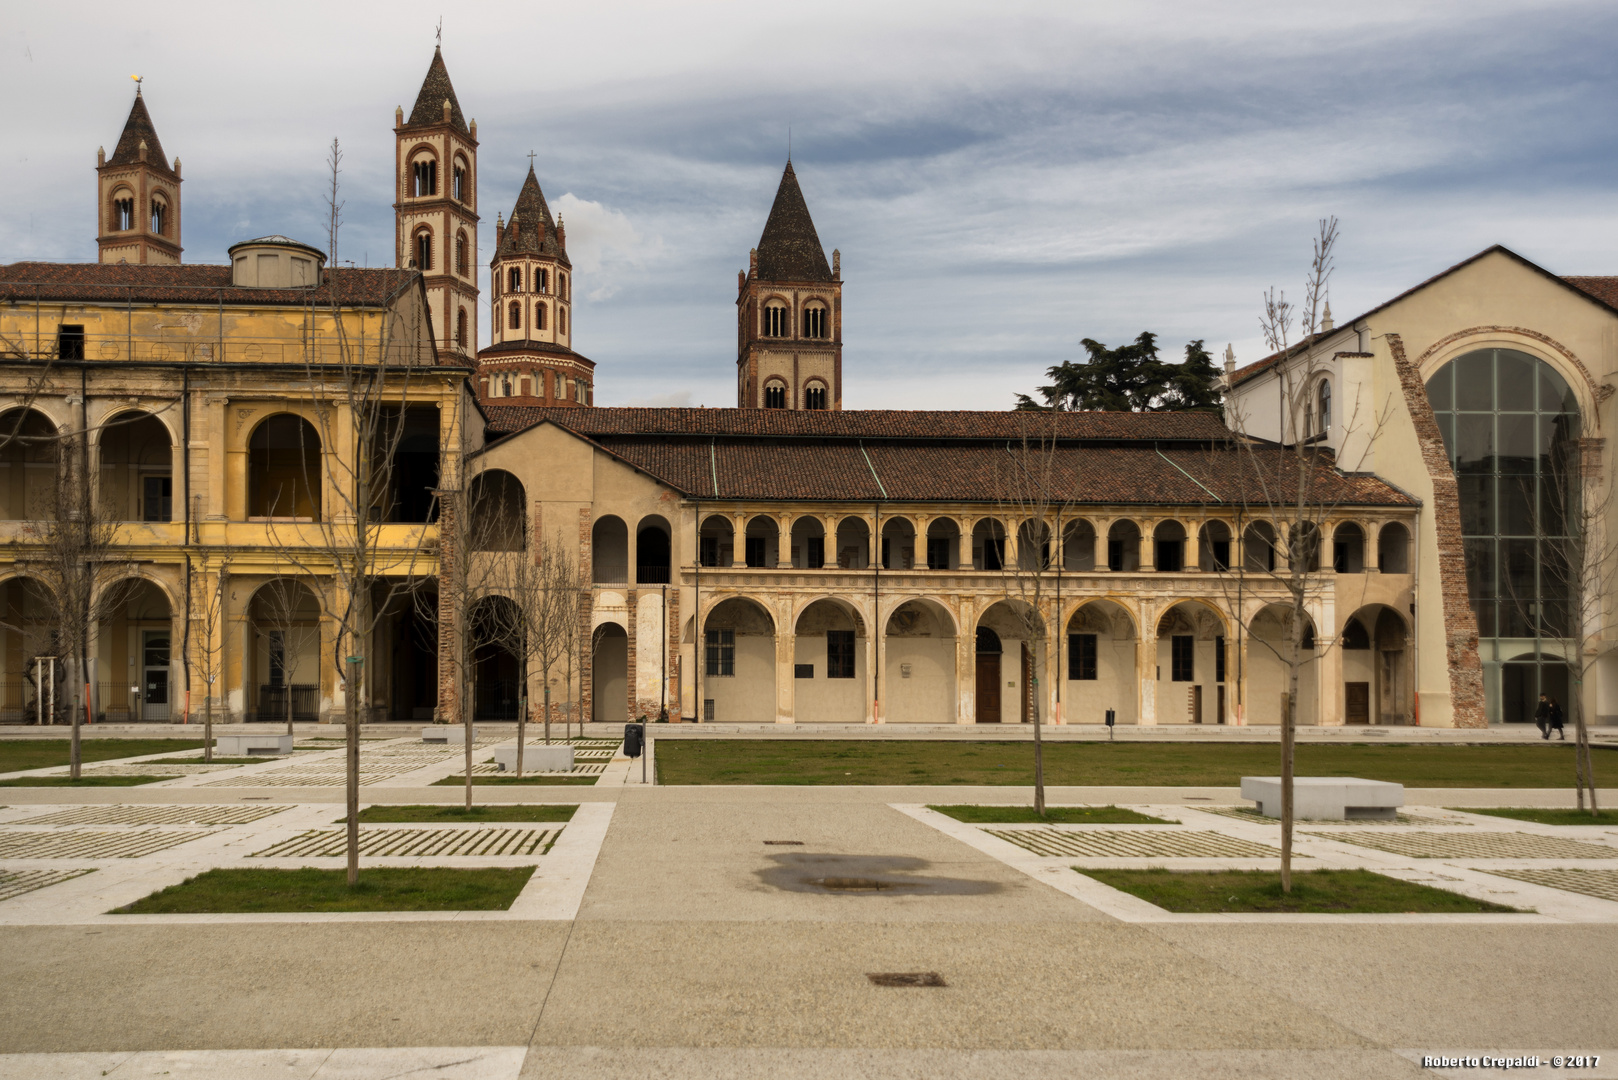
[107, 90, 175, 177]
[495, 165, 570, 266]
[755, 161, 831, 282]
[404, 46, 469, 133]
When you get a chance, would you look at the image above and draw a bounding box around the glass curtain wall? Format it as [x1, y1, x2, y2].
[1426, 348, 1580, 723]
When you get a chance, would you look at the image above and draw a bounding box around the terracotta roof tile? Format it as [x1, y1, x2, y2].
[106, 92, 175, 178]
[1563, 276, 1618, 309]
[404, 47, 469, 134]
[755, 163, 832, 282]
[495, 167, 568, 265]
[0, 262, 417, 308]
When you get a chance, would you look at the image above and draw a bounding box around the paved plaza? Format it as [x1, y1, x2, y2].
[0, 729, 1614, 1079]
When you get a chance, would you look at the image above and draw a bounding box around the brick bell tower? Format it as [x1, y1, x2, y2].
[96, 84, 183, 265]
[736, 161, 842, 409]
[394, 46, 479, 360]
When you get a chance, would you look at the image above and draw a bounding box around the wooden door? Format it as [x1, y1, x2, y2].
[975, 654, 1001, 723]
[1192, 684, 1203, 724]
[1216, 685, 1226, 725]
[1346, 681, 1370, 724]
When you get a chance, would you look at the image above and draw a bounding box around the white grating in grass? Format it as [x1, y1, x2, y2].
[1196, 805, 1452, 827]
[1313, 831, 1618, 860]
[0, 868, 93, 901]
[0, 829, 219, 859]
[1482, 868, 1618, 903]
[251, 827, 562, 858]
[986, 828, 1283, 859]
[455, 761, 606, 778]
[79, 763, 244, 776]
[21, 804, 288, 827]
[199, 772, 395, 788]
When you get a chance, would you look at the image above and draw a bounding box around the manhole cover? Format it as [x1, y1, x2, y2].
[867, 972, 946, 987]
[758, 854, 1001, 896]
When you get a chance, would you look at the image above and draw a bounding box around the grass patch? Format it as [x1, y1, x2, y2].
[350, 804, 578, 823]
[1083, 868, 1521, 913]
[0, 775, 170, 787]
[0, 739, 206, 773]
[431, 774, 598, 786]
[1450, 807, 1618, 826]
[113, 866, 536, 914]
[654, 740, 1610, 787]
[929, 804, 1169, 824]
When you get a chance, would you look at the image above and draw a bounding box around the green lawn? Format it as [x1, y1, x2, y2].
[929, 804, 1169, 824]
[0, 775, 170, 787]
[114, 867, 535, 914]
[351, 804, 578, 823]
[0, 739, 206, 773]
[431, 775, 599, 786]
[1451, 807, 1618, 826]
[654, 739, 1609, 787]
[1083, 868, 1521, 913]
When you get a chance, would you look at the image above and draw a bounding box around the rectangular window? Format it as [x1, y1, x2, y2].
[927, 536, 950, 569]
[1107, 539, 1124, 572]
[142, 475, 172, 522]
[704, 629, 734, 677]
[268, 630, 286, 688]
[1215, 636, 1226, 683]
[1210, 539, 1230, 571]
[1171, 635, 1194, 682]
[806, 535, 824, 569]
[745, 536, 766, 567]
[982, 537, 1004, 570]
[1156, 539, 1183, 572]
[1069, 633, 1097, 681]
[700, 535, 721, 567]
[57, 325, 85, 360]
[826, 630, 856, 679]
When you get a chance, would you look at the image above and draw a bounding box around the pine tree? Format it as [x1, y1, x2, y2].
[1016, 333, 1222, 413]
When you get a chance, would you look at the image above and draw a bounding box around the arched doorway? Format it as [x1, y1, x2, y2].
[468, 470, 525, 551]
[592, 516, 629, 584]
[883, 599, 956, 723]
[247, 580, 321, 727]
[248, 415, 322, 520]
[976, 600, 1042, 724]
[0, 577, 59, 723]
[98, 579, 173, 722]
[1341, 605, 1411, 725]
[592, 623, 628, 723]
[471, 595, 523, 721]
[793, 598, 859, 722]
[637, 515, 671, 583]
[97, 411, 174, 522]
[701, 598, 776, 722]
[1065, 600, 1137, 724]
[0, 409, 58, 520]
[1248, 603, 1318, 725]
[1156, 601, 1229, 724]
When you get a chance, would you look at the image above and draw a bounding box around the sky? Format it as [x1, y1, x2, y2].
[3, 0, 1616, 409]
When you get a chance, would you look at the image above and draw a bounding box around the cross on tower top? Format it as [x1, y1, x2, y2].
[527, 150, 537, 169]
[435, 18, 442, 47]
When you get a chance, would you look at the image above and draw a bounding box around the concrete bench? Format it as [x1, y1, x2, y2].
[1240, 776, 1403, 820]
[421, 725, 477, 745]
[493, 745, 574, 773]
[215, 734, 293, 756]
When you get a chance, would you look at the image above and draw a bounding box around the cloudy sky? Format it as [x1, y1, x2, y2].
[3, 0, 1614, 408]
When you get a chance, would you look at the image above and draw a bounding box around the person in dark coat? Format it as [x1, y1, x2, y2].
[1535, 694, 1552, 738]
[1547, 695, 1566, 740]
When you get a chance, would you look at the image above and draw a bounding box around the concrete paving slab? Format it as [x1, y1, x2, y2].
[0, 1046, 528, 1079]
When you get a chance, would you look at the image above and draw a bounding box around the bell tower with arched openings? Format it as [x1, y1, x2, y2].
[96, 84, 183, 265]
[736, 161, 842, 409]
[394, 46, 479, 360]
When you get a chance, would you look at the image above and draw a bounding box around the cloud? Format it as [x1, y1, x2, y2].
[552, 192, 658, 301]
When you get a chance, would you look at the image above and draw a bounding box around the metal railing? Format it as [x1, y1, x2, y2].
[251, 685, 318, 724]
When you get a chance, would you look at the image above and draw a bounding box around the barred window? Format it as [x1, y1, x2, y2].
[704, 628, 735, 677]
[1171, 636, 1194, 682]
[763, 303, 788, 337]
[827, 630, 856, 679]
[1069, 634, 1097, 680]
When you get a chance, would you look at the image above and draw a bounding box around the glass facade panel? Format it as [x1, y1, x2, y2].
[1427, 349, 1579, 722]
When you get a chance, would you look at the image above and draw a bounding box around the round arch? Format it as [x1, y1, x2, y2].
[1340, 603, 1412, 725]
[702, 596, 777, 724]
[975, 599, 1043, 725]
[469, 469, 526, 551]
[0, 408, 59, 521]
[247, 413, 322, 520]
[882, 597, 957, 724]
[247, 579, 323, 727]
[794, 597, 863, 723]
[1155, 600, 1230, 725]
[1247, 602, 1320, 726]
[1064, 598, 1138, 726]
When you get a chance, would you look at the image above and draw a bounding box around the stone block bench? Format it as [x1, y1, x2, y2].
[215, 734, 293, 756]
[422, 726, 476, 745]
[493, 745, 575, 773]
[1240, 776, 1403, 820]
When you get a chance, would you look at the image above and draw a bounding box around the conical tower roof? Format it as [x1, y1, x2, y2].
[755, 161, 831, 282]
[496, 166, 569, 266]
[107, 89, 176, 177]
[404, 46, 469, 134]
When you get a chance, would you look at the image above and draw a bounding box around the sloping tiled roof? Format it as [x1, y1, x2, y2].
[478, 406, 1414, 507]
[0, 261, 417, 308]
[495, 167, 568, 265]
[106, 92, 176, 178]
[1563, 276, 1618, 309]
[477, 339, 593, 364]
[404, 47, 470, 134]
[755, 163, 832, 282]
[482, 406, 1234, 441]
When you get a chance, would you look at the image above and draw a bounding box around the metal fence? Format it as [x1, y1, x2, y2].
[251, 685, 319, 724]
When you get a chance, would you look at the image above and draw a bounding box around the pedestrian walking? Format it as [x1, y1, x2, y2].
[1535, 694, 1552, 739]
[1548, 695, 1566, 740]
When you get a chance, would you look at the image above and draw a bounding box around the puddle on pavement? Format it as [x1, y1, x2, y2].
[758, 853, 1002, 896]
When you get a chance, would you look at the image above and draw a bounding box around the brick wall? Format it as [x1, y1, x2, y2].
[1387, 333, 1486, 728]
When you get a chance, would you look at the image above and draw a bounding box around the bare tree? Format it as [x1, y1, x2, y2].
[1505, 438, 1612, 813]
[993, 411, 1074, 816]
[186, 549, 232, 763]
[1216, 217, 1393, 891]
[266, 139, 438, 884]
[485, 527, 582, 774]
[248, 573, 322, 736]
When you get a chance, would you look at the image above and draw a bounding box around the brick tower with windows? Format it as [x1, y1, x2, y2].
[736, 162, 841, 409]
[476, 165, 594, 407]
[96, 86, 182, 264]
[394, 46, 479, 359]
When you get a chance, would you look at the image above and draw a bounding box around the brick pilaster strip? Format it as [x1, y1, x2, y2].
[668, 588, 681, 718]
[578, 508, 593, 724]
[626, 587, 639, 722]
[1386, 333, 1486, 727]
